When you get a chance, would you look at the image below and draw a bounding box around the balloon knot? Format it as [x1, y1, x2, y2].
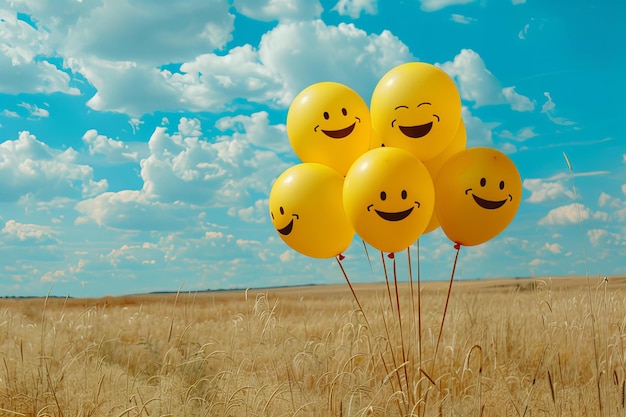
[387, 252, 395, 259]
[453, 243, 461, 250]
[337, 254, 345, 261]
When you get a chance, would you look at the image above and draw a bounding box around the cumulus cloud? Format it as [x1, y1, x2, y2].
[502, 86, 535, 111]
[18, 102, 50, 118]
[440, 49, 504, 107]
[1, 220, 59, 245]
[215, 111, 290, 153]
[543, 242, 562, 254]
[0, 131, 106, 202]
[441, 50, 534, 112]
[257, 20, 414, 105]
[420, 0, 475, 12]
[0, 9, 80, 96]
[332, 0, 378, 18]
[498, 127, 538, 142]
[587, 229, 621, 247]
[538, 203, 590, 225]
[233, 0, 323, 21]
[82, 129, 146, 163]
[523, 178, 574, 203]
[76, 116, 290, 230]
[462, 107, 498, 147]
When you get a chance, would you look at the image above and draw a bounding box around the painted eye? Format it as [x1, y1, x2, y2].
[323, 112, 329, 120]
[480, 178, 486, 187]
[280, 206, 285, 215]
[341, 108, 347, 116]
[271, 212, 274, 219]
[380, 191, 387, 201]
[499, 180, 505, 190]
[401, 190, 407, 199]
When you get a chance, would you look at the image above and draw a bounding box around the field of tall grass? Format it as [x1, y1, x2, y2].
[0, 274, 624, 416]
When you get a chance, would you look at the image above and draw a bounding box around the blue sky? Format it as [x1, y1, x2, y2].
[0, 0, 624, 297]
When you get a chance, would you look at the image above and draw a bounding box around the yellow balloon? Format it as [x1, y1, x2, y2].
[343, 147, 434, 253]
[269, 163, 354, 258]
[422, 119, 467, 234]
[287, 82, 372, 176]
[434, 147, 522, 246]
[370, 62, 461, 161]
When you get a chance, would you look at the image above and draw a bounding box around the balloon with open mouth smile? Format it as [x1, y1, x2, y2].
[269, 163, 354, 258]
[434, 147, 522, 247]
[343, 147, 435, 253]
[287, 82, 371, 176]
[370, 62, 461, 161]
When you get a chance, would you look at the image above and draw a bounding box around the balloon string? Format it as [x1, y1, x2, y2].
[433, 243, 461, 370]
[337, 255, 398, 395]
[336, 255, 370, 330]
[380, 251, 404, 395]
[392, 251, 411, 403]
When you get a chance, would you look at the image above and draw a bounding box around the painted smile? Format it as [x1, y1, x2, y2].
[471, 194, 509, 210]
[277, 219, 294, 235]
[398, 122, 433, 138]
[321, 122, 356, 139]
[374, 207, 414, 221]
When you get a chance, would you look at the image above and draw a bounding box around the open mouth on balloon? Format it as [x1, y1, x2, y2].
[374, 207, 414, 221]
[277, 219, 294, 235]
[322, 122, 356, 139]
[472, 194, 507, 210]
[398, 122, 433, 138]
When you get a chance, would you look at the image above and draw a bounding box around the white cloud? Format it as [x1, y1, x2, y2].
[1, 219, 58, 244]
[0, 9, 79, 96]
[420, 0, 475, 12]
[234, 199, 269, 224]
[82, 129, 146, 163]
[499, 126, 538, 142]
[538, 203, 590, 226]
[523, 178, 574, 203]
[257, 20, 414, 105]
[18, 102, 50, 118]
[167, 44, 283, 113]
[462, 106, 498, 147]
[502, 86, 535, 111]
[332, 0, 378, 18]
[215, 111, 290, 153]
[76, 116, 290, 231]
[74, 190, 198, 231]
[2, 109, 20, 118]
[513, 0, 526, 4]
[54, 1, 234, 66]
[587, 229, 621, 247]
[543, 242, 562, 254]
[279, 250, 294, 262]
[0, 131, 106, 202]
[233, 0, 323, 21]
[541, 92, 575, 126]
[598, 191, 621, 208]
[450, 14, 477, 24]
[440, 49, 504, 107]
[622, 184, 626, 195]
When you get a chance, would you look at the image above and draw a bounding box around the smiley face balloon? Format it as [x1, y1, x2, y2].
[434, 147, 522, 247]
[370, 62, 461, 161]
[287, 82, 371, 176]
[269, 163, 354, 258]
[343, 147, 435, 253]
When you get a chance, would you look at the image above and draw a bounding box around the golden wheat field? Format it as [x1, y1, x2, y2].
[0, 275, 625, 417]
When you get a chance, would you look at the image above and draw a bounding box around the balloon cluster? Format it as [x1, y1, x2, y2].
[269, 62, 522, 258]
